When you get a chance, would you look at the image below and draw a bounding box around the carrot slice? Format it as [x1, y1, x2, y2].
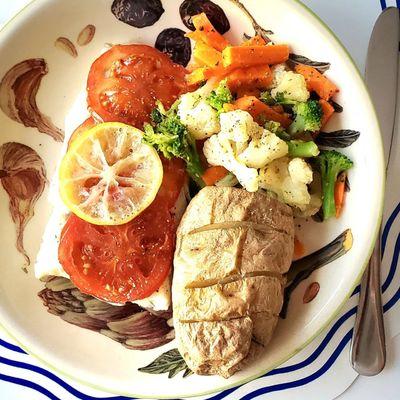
[242, 35, 267, 46]
[222, 45, 290, 69]
[202, 166, 229, 186]
[186, 67, 208, 85]
[334, 172, 346, 218]
[193, 41, 223, 68]
[190, 13, 230, 51]
[319, 99, 335, 128]
[295, 64, 339, 101]
[234, 96, 292, 127]
[226, 64, 273, 92]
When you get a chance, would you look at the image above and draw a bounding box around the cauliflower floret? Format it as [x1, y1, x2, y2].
[259, 157, 313, 210]
[271, 64, 287, 88]
[271, 70, 310, 103]
[219, 110, 258, 143]
[237, 129, 289, 169]
[178, 93, 220, 140]
[288, 157, 313, 184]
[203, 135, 259, 192]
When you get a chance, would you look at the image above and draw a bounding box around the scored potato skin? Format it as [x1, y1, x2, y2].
[173, 187, 294, 378]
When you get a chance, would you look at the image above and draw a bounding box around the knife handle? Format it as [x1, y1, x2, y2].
[351, 234, 386, 376]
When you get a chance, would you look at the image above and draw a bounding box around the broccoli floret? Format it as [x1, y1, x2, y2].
[259, 91, 276, 106]
[288, 100, 323, 136]
[274, 92, 298, 106]
[143, 102, 205, 187]
[287, 140, 320, 158]
[315, 150, 353, 220]
[264, 120, 291, 141]
[206, 79, 233, 112]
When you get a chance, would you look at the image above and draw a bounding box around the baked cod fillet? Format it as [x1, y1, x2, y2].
[173, 187, 294, 378]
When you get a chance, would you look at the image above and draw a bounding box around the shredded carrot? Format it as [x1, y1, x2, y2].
[294, 236, 305, 259]
[242, 35, 267, 46]
[202, 166, 229, 186]
[226, 64, 273, 92]
[188, 13, 230, 51]
[222, 44, 290, 69]
[234, 96, 292, 127]
[334, 172, 347, 218]
[295, 64, 339, 101]
[193, 41, 223, 68]
[319, 99, 335, 128]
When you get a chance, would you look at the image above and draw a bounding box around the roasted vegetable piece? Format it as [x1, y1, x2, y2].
[206, 79, 233, 112]
[319, 99, 335, 128]
[193, 40, 223, 68]
[294, 64, 339, 100]
[222, 45, 290, 69]
[234, 96, 292, 128]
[143, 102, 205, 187]
[186, 12, 229, 51]
[226, 65, 273, 92]
[202, 166, 229, 186]
[314, 150, 353, 220]
[288, 100, 323, 136]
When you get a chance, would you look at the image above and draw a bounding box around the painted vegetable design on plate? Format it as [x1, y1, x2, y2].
[155, 28, 192, 67]
[0, 142, 47, 270]
[111, 0, 165, 28]
[179, 0, 230, 34]
[0, 59, 64, 142]
[39, 277, 174, 350]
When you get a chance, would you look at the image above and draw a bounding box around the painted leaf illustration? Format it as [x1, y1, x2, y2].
[281, 229, 353, 318]
[39, 276, 174, 350]
[315, 130, 361, 148]
[0, 142, 47, 270]
[288, 53, 331, 73]
[139, 348, 193, 378]
[0, 59, 64, 142]
[228, 0, 273, 42]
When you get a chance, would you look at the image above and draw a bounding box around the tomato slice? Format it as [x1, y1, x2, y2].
[87, 44, 188, 128]
[68, 117, 95, 148]
[58, 158, 186, 303]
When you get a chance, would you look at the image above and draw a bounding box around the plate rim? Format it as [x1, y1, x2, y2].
[0, 0, 385, 398]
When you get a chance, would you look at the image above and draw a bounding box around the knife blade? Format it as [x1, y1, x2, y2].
[365, 7, 400, 167]
[351, 7, 400, 376]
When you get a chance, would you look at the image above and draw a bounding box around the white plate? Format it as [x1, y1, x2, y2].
[0, 0, 384, 398]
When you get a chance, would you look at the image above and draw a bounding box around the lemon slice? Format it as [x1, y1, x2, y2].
[59, 122, 163, 225]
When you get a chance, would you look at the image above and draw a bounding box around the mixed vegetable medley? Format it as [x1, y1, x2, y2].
[143, 12, 353, 221]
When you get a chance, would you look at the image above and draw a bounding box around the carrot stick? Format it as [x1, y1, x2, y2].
[295, 64, 339, 101]
[234, 96, 292, 127]
[223, 103, 236, 112]
[202, 166, 229, 186]
[222, 44, 290, 69]
[319, 99, 335, 128]
[242, 35, 267, 46]
[334, 172, 346, 218]
[189, 13, 230, 51]
[226, 64, 273, 92]
[193, 41, 223, 68]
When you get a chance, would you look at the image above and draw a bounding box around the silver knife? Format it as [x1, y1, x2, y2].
[350, 7, 400, 375]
